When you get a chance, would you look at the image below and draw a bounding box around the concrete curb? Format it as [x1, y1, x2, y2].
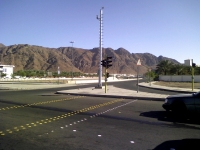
[55, 91, 165, 101]
[139, 84, 197, 93]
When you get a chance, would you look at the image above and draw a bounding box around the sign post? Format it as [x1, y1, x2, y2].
[136, 59, 141, 93]
[58, 66, 60, 84]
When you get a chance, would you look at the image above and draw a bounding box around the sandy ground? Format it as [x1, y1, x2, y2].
[154, 81, 200, 89]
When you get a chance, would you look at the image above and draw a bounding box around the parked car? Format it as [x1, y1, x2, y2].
[163, 91, 200, 113]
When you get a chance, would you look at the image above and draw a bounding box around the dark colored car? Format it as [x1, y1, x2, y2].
[163, 91, 200, 113]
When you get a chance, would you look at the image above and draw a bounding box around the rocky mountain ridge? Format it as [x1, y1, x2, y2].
[0, 44, 180, 74]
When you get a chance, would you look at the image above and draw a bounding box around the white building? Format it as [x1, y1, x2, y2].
[184, 59, 192, 66]
[0, 65, 15, 78]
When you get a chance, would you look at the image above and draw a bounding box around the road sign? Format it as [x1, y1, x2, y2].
[137, 59, 141, 66]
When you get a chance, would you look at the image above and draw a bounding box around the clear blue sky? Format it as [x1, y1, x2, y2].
[1, 0, 200, 65]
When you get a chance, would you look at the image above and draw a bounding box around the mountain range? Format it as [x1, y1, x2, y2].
[0, 43, 179, 74]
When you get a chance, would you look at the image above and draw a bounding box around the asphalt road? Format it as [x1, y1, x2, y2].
[0, 83, 200, 150]
[111, 79, 185, 95]
[0, 79, 184, 97]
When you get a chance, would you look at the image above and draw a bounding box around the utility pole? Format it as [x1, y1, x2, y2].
[96, 7, 104, 88]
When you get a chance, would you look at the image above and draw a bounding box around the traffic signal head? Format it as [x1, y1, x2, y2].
[192, 63, 196, 67]
[106, 72, 110, 78]
[101, 59, 107, 67]
[106, 56, 112, 68]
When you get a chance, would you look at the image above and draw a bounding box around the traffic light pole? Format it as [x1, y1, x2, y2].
[137, 65, 139, 93]
[192, 67, 194, 91]
[101, 56, 112, 93]
[105, 67, 107, 93]
[191, 60, 196, 91]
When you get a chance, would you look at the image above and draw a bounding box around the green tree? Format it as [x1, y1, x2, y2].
[182, 66, 191, 75]
[144, 70, 156, 81]
[194, 66, 200, 75]
[156, 60, 173, 75]
[0, 73, 6, 78]
[170, 64, 184, 75]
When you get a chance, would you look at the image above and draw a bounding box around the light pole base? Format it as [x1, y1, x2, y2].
[95, 86, 105, 89]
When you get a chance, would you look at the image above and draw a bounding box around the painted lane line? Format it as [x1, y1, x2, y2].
[1, 98, 124, 136]
[0, 96, 85, 112]
[48, 100, 136, 137]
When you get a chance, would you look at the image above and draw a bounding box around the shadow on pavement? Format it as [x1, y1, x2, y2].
[152, 139, 200, 150]
[140, 111, 200, 126]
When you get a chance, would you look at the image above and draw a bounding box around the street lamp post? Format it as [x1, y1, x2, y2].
[96, 7, 104, 88]
[70, 41, 74, 80]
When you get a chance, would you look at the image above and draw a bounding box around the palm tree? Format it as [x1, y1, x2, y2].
[156, 60, 173, 75]
[170, 64, 184, 75]
[195, 66, 200, 75]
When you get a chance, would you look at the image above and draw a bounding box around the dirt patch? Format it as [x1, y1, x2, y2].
[154, 81, 200, 89]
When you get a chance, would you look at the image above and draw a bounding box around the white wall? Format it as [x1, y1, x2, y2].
[159, 75, 200, 82]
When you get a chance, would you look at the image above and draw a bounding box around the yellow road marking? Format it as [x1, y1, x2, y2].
[0, 98, 123, 136]
[0, 96, 85, 111]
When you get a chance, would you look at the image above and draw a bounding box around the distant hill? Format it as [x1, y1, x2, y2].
[0, 43, 5, 47]
[0, 44, 180, 74]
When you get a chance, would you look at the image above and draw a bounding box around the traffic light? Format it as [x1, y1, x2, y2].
[192, 63, 196, 67]
[106, 56, 112, 68]
[101, 59, 107, 67]
[106, 72, 110, 78]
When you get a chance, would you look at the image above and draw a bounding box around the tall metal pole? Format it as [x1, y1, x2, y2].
[137, 66, 139, 93]
[96, 7, 104, 88]
[105, 67, 107, 93]
[70, 41, 74, 80]
[191, 59, 194, 91]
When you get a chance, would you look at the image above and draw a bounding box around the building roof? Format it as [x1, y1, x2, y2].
[0, 65, 15, 67]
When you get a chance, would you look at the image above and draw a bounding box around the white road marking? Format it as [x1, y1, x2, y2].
[45, 100, 137, 137]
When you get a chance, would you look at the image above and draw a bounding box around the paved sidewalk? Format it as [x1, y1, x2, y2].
[56, 85, 169, 101]
[56, 81, 199, 101]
